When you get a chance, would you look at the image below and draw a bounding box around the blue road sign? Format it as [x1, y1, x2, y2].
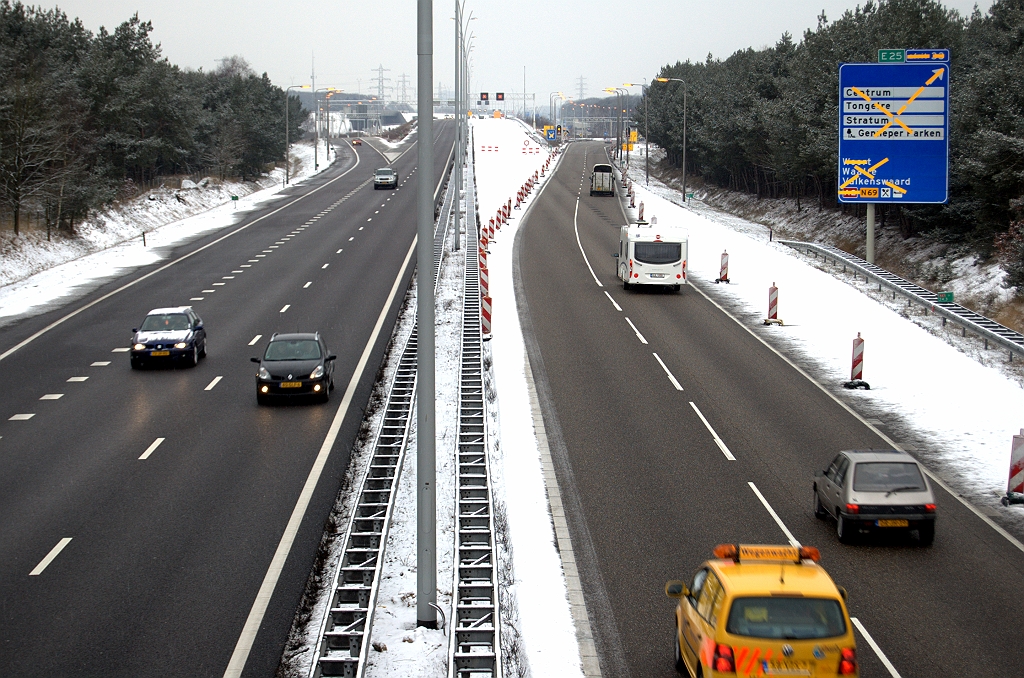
[838, 58, 949, 204]
[546, 129, 556, 141]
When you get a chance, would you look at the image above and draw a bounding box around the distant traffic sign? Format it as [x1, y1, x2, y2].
[878, 49, 905, 63]
[546, 129, 556, 141]
[838, 55, 950, 204]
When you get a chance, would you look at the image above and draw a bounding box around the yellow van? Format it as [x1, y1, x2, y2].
[665, 544, 858, 677]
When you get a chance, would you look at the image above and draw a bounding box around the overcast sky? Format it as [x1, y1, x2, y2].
[52, 0, 989, 105]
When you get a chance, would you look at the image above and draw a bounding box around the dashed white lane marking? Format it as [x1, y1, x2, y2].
[367, 218, 372, 222]
[280, 305, 290, 313]
[191, 297, 205, 301]
[747, 482, 800, 546]
[111, 347, 130, 353]
[232, 270, 243, 273]
[222, 276, 235, 280]
[573, 197, 602, 287]
[303, 282, 312, 289]
[321, 264, 329, 269]
[67, 377, 88, 382]
[29, 538, 72, 576]
[248, 335, 262, 346]
[652, 353, 683, 390]
[240, 265, 251, 268]
[203, 289, 216, 293]
[139, 437, 165, 460]
[255, 255, 266, 258]
[604, 291, 622, 311]
[213, 282, 226, 286]
[204, 376, 223, 391]
[624, 317, 648, 344]
[851, 618, 903, 678]
[269, 246, 279, 249]
[689, 402, 736, 460]
[39, 394, 63, 400]
[9, 414, 35, 421]
[336, 249, 342, 254]
[374, 210, 379, 214]
[91, 361, 110, 367]
[248, 259, 259, 262]
[358, 227, 364, 231]
[348, 237, 354, 241]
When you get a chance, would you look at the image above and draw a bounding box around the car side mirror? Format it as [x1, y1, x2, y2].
[251, 357, 261, 363]
[132, 328, 138, 333]
[665, 581, 687, 599]
[612, 253, 619, 258]
[194, 323, 203, 330]
[326, 354, 337, 361]
[837, 586, 848, 602]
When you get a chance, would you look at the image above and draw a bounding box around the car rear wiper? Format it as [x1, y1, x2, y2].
[885, 485, 922, 497]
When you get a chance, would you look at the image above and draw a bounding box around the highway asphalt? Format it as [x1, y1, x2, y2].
[516, 141, 1024, 677]
[0, 122, 454, 676]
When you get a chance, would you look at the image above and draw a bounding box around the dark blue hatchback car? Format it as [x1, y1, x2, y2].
[130, 306, 207, 368]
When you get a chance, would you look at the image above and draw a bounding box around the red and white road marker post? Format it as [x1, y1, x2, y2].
[1003, 429, 1024, 505]
[763, 282, 783, 326]
[479, 264, 489, 299]
[716, 250, 730, 284]
[481, 295, 492, 339]
[843, 332, 870, 389]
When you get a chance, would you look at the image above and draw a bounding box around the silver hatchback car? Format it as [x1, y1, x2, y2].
[814, 450, 936, 545]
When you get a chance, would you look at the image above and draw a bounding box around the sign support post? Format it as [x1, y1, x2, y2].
[866, 203, 875, 264]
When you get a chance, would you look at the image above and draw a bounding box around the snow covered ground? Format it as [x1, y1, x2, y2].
[0, 141, 331, 326]
[618, 155, 1024, 533]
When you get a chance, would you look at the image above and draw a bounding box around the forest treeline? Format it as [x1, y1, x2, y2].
[640, 0, 1024, 285]
[0, 2, 307, 236]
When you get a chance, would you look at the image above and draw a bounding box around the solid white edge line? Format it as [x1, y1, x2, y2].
[0, 147, 363, 364]
[652, 352, 684, 390]
[222, 234, 419, 678]
[686, 280, 1024, 555]
[248, 335, 262, 346]
[573, 197, 604, 287]
[748, 481, 800, 547]
[603, 291, 622, 312]
[29, 537, 72, 576]
[204, 376, 223, 391]
[624, 317, 648, 344]
[139, 437, 165, 460]
[689, 402, 736, 461]
[851, 617, 903, 678]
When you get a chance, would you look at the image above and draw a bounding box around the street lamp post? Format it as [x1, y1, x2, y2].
[314, 88, 339, 171]
[655, 77, 687, 202]
[285, 84, 310, 185]
[624, 81, 649, 185]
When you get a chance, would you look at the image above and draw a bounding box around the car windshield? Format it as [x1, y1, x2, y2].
[726, 597, 846, 640]
[376, 169, 394, 176]
[634, 242, 681, 265]
[852, 462, 925, 492]
[140, 314, 190, 332]
[264, 340, 321, 361]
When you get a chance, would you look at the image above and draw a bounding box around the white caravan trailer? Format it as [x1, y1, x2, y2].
[614, 220, 688, 291]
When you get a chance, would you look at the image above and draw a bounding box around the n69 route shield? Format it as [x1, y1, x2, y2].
[838, 59, 950, 204]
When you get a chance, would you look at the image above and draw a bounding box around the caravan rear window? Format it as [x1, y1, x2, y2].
[634, 242, 681, 264]
[593, 164, 613, 173]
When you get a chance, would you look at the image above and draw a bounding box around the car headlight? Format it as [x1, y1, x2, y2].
[174, 342, 188, 349]
[309, 365, 325, 379]
[133, 343, 146, 350]
[258, 366, 270, 380]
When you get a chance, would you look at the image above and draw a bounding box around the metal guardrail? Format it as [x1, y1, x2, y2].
[312, 168, 458, 678]
[448, 138, 502, 677]
[779, 240, 1024, 359]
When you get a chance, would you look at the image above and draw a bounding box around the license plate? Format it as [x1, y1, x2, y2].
[280, 381, 302, 388]
[877, 519, 909, 527]
[762, 660, 811, 676]
[649, 273, 665, 278]
[150, 350, 170, 356]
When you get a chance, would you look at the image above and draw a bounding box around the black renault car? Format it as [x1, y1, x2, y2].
[130, 306, 207, 368]
[252, 332, 336, 404]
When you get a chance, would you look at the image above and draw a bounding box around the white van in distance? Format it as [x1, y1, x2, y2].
[615, 220, 687, 291]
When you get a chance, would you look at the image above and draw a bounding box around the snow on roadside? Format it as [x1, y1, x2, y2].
[473, 117, 584, 677]
[618, 157, 1024, 531]
[0, 141, 331, 325]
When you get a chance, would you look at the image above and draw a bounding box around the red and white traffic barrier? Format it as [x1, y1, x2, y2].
[1006, 430, 1024, 503]
[764, 282, 783, 326]
[716, 250, 730, 284]
[481, 295, 492, 338]
[480, 264, 489, 298]
[851, 333, 864, 381]
[638, 202, 644, 221]
[478, 245, 487, 270]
